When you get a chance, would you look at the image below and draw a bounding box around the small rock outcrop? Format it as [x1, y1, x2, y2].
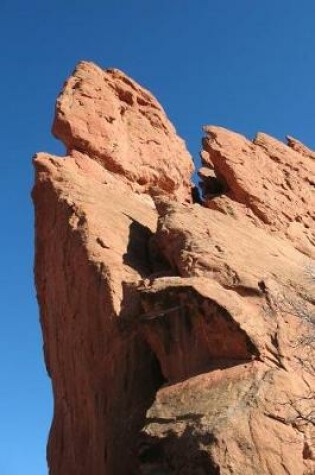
[33, 62, 315, 475]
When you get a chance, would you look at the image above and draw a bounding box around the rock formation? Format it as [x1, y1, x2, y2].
[33, 61, 315, 475]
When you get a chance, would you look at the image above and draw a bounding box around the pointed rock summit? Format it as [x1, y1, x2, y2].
[52, 61, 194, 202]
[33, 62, 315, 475]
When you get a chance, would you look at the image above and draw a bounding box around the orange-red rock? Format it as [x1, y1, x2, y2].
[200, 126, 315, 258]
[52, 61, 194, 202]
[148, 200, 315, 474]
[33, 152, 162, 475]
[33, 62, 315, 475]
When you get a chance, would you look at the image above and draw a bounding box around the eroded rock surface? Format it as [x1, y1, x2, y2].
[52, 61, 194, 202]
[200, 126, 315, 258]
[33, 62, 315, 475]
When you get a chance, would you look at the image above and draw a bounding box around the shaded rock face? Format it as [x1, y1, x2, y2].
[33, 62, 315, 475]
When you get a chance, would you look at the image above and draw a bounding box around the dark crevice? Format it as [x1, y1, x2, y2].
[122, 214, 176, 280]
[135, 427, 221, 474]
[138, 286, 259, 384]
[192, 185, 202, 204]
[199, 175, 226, 200]
[148, 235, 178, 278]
[194, 162, 228, 204]
[122, 215, 154, 277]
[109, 337, 166, 475]
[146, 413, 203, 425]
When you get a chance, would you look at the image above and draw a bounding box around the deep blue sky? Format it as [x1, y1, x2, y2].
[1, 1, 315, 473]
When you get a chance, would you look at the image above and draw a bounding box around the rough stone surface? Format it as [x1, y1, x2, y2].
[33, 152, 162, 475]
[52, 61, 194, 202]
[200, 126, 315, 258]
[147, 202, 315, 474]
[33, 62, 315, 475]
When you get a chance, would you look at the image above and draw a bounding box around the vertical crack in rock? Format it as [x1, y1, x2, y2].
[33, 62, 315, 474]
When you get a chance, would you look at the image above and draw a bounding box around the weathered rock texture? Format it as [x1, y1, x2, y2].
[33, 62, 315, 475]
[52, 62, 194, 202]
[200, 126, 315, 258]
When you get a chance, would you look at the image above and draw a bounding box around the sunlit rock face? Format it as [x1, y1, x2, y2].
[52, 61, 194, 203]
[33, 62, 315, 475]
[199, 126, 315, 258]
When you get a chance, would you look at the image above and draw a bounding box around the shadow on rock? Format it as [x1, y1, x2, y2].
[135, 424, 220, 475]
[123, 214, 153, 277]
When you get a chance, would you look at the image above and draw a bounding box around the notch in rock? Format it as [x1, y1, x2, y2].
[198, 166, 227, 201]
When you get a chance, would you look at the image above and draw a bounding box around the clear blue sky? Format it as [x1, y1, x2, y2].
[1, 1, 315, 473]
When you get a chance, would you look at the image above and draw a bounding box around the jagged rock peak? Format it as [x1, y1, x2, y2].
[199, 125, 315, 258]
[286, 134, 315, 159]
[52, 60, 194, 202]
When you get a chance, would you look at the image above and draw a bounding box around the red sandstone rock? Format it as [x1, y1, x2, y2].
[52, 61, 194, 202]
[200, 126, 315, 258]
[287, 135, 315, 159]
[33, 62, 315, 475]
[142, 366, 313, 475]
[148, 199, 315, 473]
[33, 151, 161, 475]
